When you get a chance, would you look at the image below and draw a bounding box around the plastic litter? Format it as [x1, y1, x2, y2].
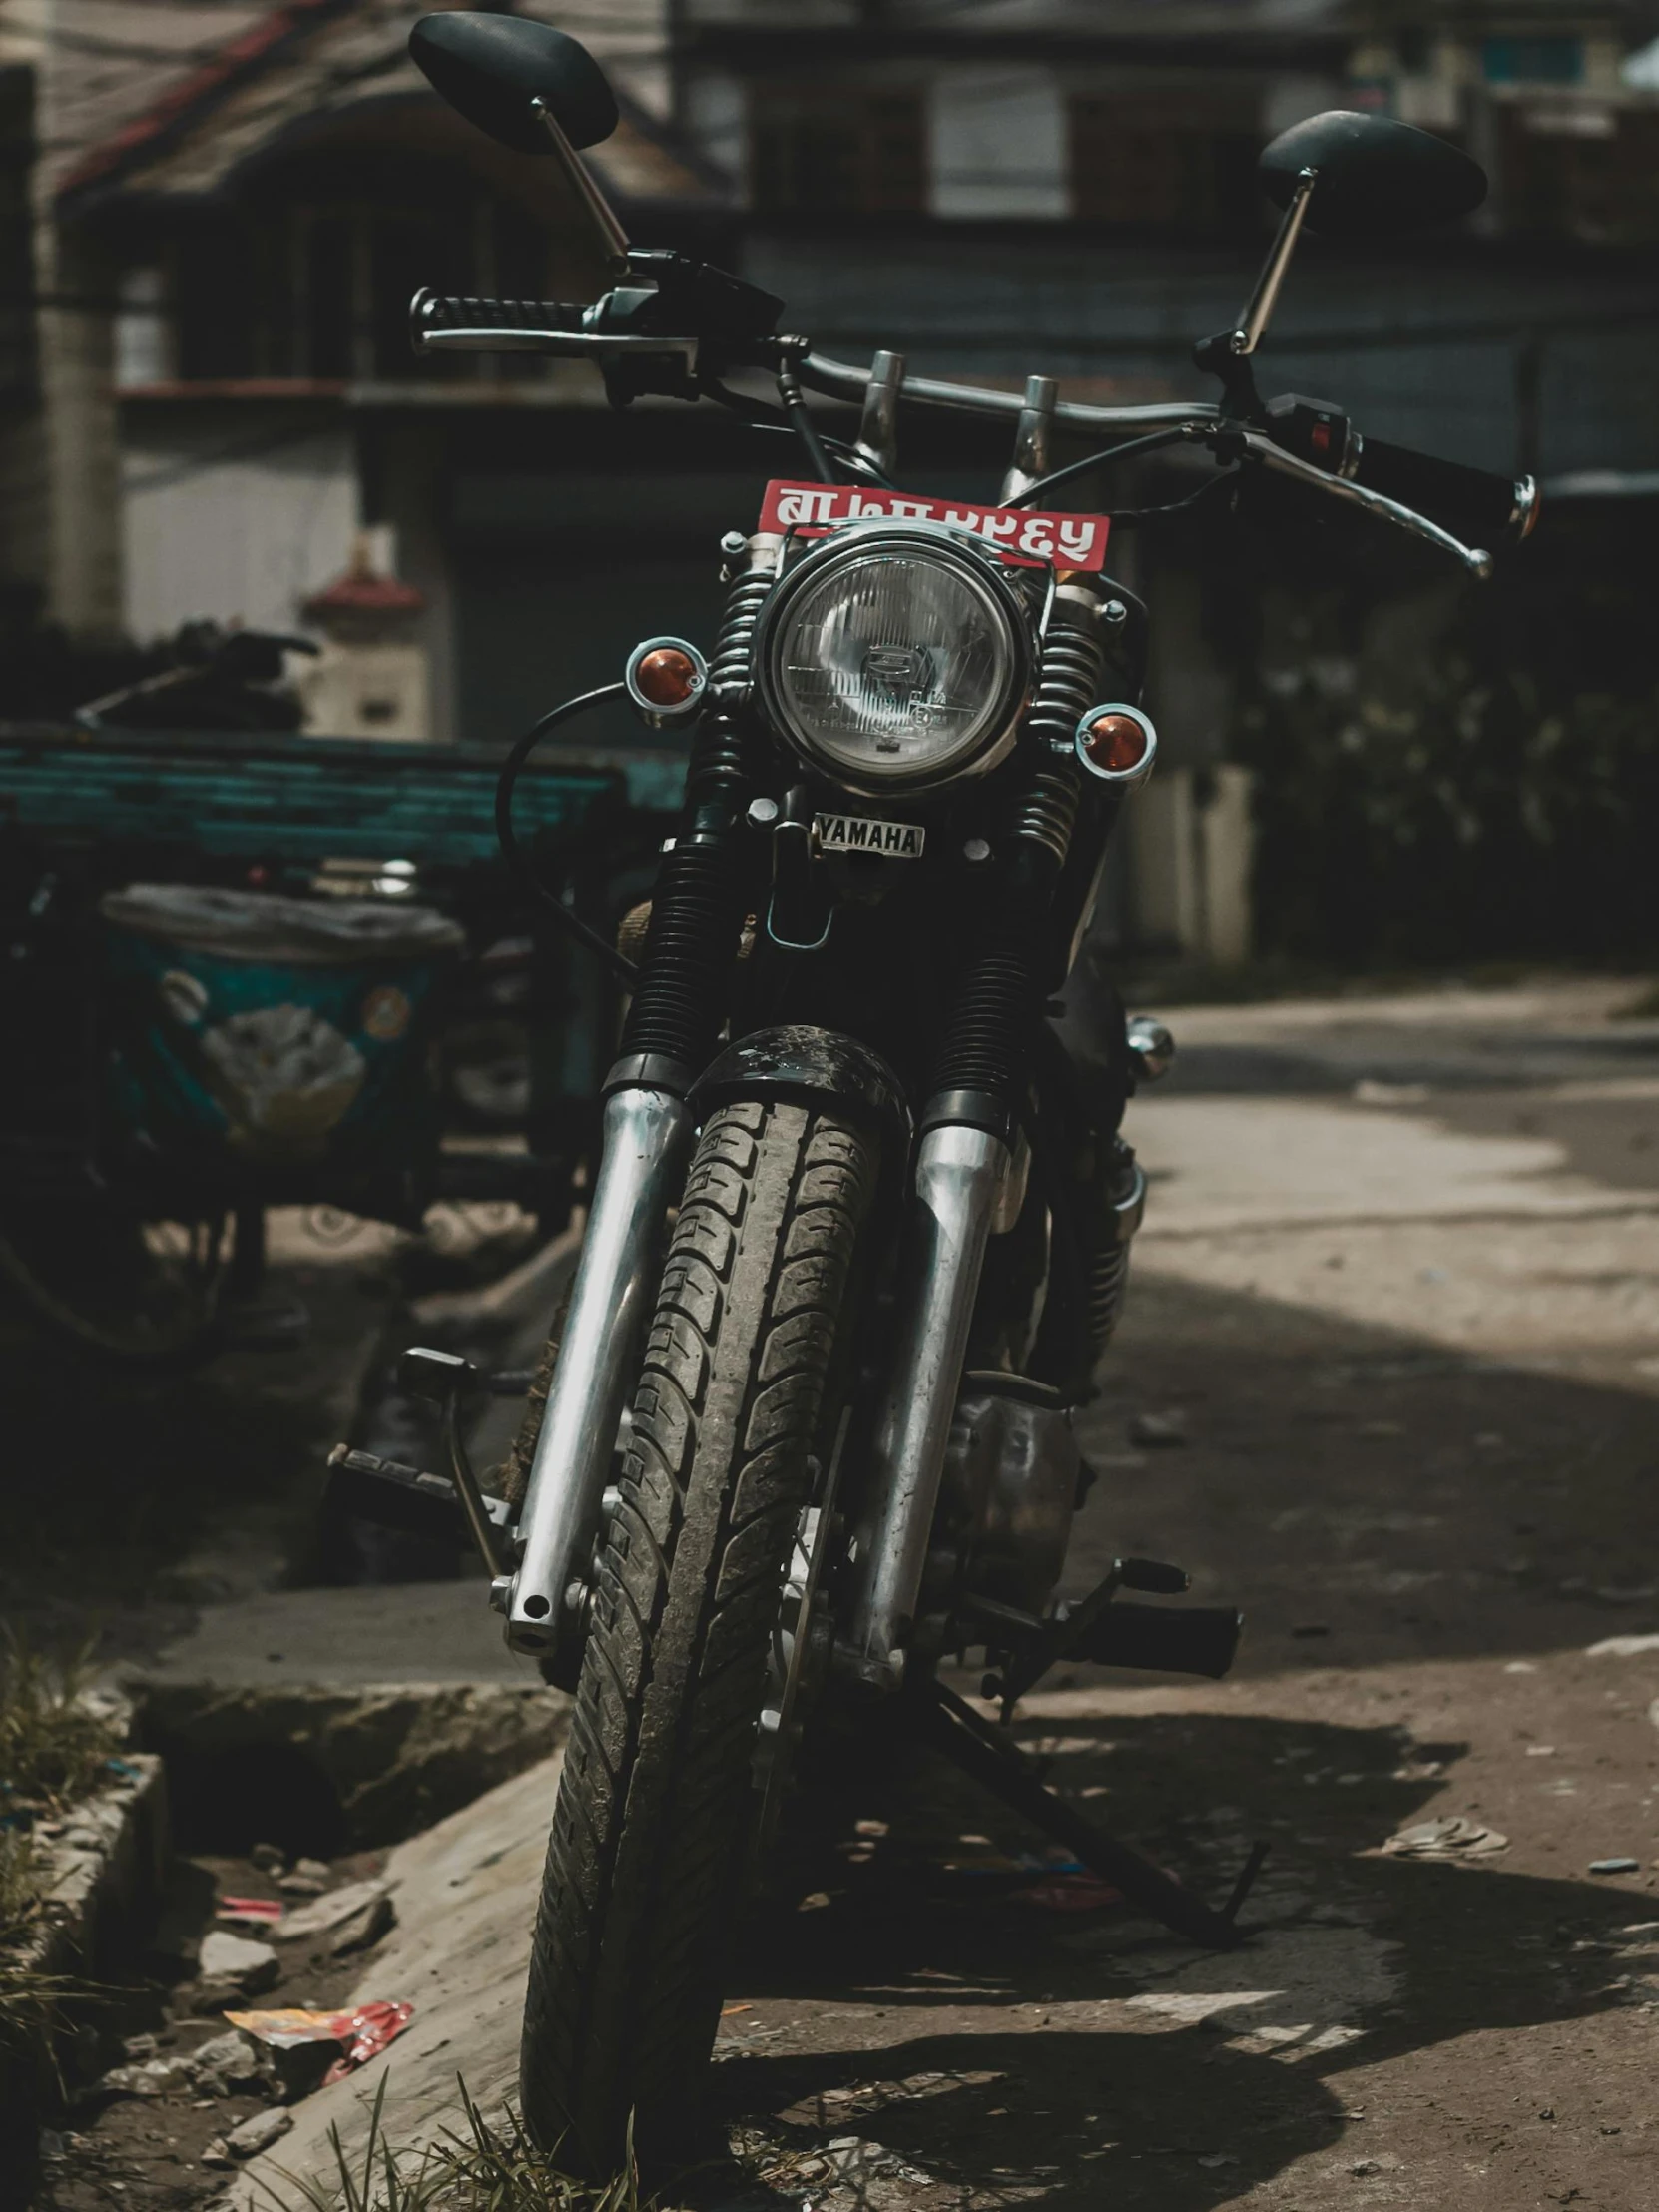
[939, 1844, 1124, 1911]
[1382, 1816, 1508, 1860]
[226, 2000, 415, 2086]
[1013, 1851, 1124, 1911]
[1589, 1857, 1641, 1876]
[216, 1897, 284, 1928]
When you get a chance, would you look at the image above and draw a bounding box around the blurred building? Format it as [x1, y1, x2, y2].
[3, 0, 1656, 790]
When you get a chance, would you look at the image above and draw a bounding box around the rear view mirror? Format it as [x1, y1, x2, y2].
[1259, 110, 1486, 237]
[409, 13, 618, 154]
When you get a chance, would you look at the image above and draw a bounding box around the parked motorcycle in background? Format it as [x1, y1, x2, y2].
[334, 12, 1537, 2173]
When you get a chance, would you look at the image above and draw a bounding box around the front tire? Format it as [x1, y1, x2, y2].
[520, 1097, 877, 2173]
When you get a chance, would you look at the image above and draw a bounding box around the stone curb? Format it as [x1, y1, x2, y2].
[0, 1750, 169, 2212]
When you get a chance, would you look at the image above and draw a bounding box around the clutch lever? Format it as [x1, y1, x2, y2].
[1235, 428, 1493, 579]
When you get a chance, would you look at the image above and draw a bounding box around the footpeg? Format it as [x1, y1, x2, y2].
[326, 1444, 511, 1548]
[987, 1554, 1239, 1710]
[1069, 1600, 1242, 1680]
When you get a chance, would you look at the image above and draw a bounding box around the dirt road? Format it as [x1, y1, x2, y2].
[699, 979, 1659, 2210]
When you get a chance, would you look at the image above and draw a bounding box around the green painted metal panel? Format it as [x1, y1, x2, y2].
[0, 723, 649, 865]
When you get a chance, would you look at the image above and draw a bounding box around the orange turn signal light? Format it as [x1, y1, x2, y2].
[625, 636, 708, 727]
[1075, 703, 1157, 786]
[634, 646, 701, 707]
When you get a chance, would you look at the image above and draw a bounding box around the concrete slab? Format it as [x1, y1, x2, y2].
[231, 1751, 566, 2203]
[133, 1581, 535, 1692]
[120, 1585, 565, 1849]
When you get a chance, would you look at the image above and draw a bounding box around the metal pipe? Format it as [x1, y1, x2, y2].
[841, 1123, 1009, 1687]
[1232, 168, 1316, 357]
[1000, 373, 1058, 503]
[855, 348, 905, 478]
[505, 1085, 693, 1656]
[799, 351, 1221, 435]
[530, 97, 631, 275]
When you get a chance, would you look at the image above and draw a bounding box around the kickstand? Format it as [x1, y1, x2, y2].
[915, 1680, 1267, 1950]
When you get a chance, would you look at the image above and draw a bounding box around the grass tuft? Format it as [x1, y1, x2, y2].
[0, 1631, 121, 1815]
[0, 1634, 124, 2057]
[259, 2074, 656, 2212]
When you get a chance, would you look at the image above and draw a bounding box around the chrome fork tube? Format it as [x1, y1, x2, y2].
[505, 1085, 693, 1655]
[843, 1123, 1009, 1687]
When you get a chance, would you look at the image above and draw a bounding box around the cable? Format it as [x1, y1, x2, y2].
[1006, 427, 1194, 507]
[1108, 468, 1242, 527]
[697, 377, 892, 485]
[774, 361, 837, 486]
[748, 421, 894, 486]
[493, 682, 639, 988]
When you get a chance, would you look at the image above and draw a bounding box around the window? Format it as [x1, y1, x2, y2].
[1500, 103, 1659, 241]
[168, 162, 551, 383]
[750, 87, 926, 216]
[1482, 38, 1584, 87]
[1068, 93, 1263, 237]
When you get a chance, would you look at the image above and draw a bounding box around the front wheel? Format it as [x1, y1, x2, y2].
[520, 1096, 878, 2173]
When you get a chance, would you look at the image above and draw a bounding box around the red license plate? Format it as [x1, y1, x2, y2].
[758, 480, 1109, 571]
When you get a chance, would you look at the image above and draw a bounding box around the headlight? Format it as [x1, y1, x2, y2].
[755, 525, 1030, 796]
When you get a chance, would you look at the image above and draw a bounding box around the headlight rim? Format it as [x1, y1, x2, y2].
[754, 521, 1033, 799]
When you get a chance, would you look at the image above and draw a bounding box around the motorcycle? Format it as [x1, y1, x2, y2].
[338, 11, 1538, 2173]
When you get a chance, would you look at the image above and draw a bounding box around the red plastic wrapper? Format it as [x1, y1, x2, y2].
[217, 1897, 284, 1927]
[225, 2000, 414, 2084]
[1019, 1873, 1125, 1912]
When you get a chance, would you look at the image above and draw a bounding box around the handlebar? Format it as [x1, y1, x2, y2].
[412, 288, 586, 339]
[407, 283, 1525, 579]
[1348, 434, 1538, 546]
[799, 351, 1223, 437]
[411, 285, 695, 361]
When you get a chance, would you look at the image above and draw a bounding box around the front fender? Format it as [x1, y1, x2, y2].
[694, 1024, 911, 1150]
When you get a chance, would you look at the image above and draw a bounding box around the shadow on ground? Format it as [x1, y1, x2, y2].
[719, 1706, 1653, 2207]
[1068, 1267, 1659, 1674]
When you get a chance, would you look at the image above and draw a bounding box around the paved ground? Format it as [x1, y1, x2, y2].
[28, 976, 1659, 2211]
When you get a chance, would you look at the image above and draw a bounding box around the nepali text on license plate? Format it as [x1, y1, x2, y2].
[759, 480, 1109, 570]
[816, 813, 925, 859]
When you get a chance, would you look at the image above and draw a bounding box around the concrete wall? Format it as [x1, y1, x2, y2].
[35, 227, 122, 638]
[120, 415, 358, 645]
[1126, 766, 1255, 965]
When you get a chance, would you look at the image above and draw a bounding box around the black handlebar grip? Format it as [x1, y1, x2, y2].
[1350, 435, 1538, 546]
[409, 286, 587, 346]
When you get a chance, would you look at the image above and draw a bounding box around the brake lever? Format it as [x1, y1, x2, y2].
[1236, 429, 1493, 579]
[417, 326, 696, 359]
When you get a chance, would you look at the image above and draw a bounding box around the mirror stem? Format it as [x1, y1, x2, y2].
[1231, 167, 1316, 358]
[531, 96, 631, 276]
